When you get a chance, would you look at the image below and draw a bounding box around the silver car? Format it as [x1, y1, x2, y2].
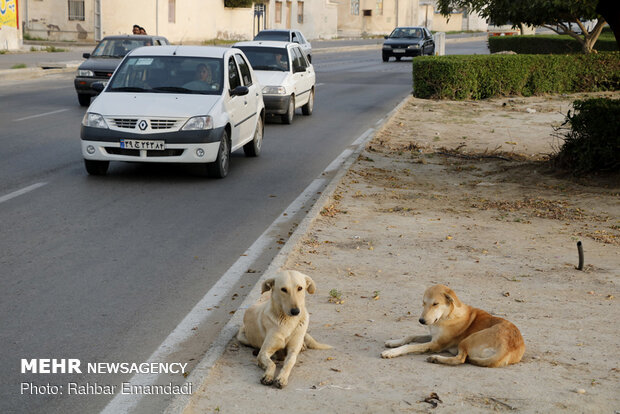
[253, 29, 312, 62]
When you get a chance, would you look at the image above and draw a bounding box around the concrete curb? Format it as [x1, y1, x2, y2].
[164, 95, 411, 414]
[0, 65, 78, 81]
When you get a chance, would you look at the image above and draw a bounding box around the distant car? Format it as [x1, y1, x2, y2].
[234, 40, 315, 124]
[74, 35, 169, 106]
[382, 27, 435, 62]
[253, 29, 312, 62]
[81, 45, 265, 177]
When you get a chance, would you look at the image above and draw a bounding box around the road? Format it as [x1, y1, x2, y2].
[0, 40, 488, 414]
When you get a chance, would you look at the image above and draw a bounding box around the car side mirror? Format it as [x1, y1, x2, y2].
[384, 35, 388, 39]
[92, 82, 106, 93]
[230, 85, 249, 96]
[83, 53, 91, 59]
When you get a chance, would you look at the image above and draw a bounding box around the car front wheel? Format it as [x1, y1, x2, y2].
[78, 94, 91, 107]
[207, 131, 230, 178]
[282, 95, 295, 124]
[382, 53, 389, 62]
[84, 159, 109, 175]
[244, 116, 263, 157]
[302, 89, 314, 116]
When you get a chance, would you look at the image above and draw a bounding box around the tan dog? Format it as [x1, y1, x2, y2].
[381, 284, 525, 367]
[237, 270, 331, 388]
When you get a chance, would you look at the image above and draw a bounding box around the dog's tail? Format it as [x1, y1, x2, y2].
[304, 333, 332, 350]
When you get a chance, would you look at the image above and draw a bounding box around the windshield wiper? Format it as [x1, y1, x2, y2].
[108, 86, 150, 92]
[152, 86, 192, 93]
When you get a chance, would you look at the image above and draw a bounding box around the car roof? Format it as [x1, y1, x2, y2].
[101, 35, 167, 41]
[257, 29, 296, 33]
[128, 45, 235, 58]
[234, 40, 294, 49]
[393, 26, 426, 30]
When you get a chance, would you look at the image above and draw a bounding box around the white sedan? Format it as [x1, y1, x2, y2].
[81, 45, 265, 177]
[234, 41, 315, 124]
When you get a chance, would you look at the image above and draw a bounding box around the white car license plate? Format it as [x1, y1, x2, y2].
[393, 49, 405, 53]
[120, 139, 165, 150]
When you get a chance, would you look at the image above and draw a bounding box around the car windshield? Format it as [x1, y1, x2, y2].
[254, 31, 290, 42]
[236, 47, 289, 72]
[91, 38, 155, 58]
[107, 56, 223, 95]
[389, 28, 423, 39]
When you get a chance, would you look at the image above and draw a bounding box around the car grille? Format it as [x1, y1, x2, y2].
[105, 148, 184, 157]
[94, 71, 114, 78]
[110, 118, 138, 129]
[390, 44, 409, 49]
[150, 119, 180, 130]
[107, 118, 180, 130]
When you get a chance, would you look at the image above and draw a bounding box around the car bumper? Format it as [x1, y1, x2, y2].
[263, 95, 291, 115]
[74, 77, 108, 96]
[382, 49, 422, 57]
[81, 126, 225, 163]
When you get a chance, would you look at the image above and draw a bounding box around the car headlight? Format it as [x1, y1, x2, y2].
[82, 113, 109, 129]
[181, 116, 213, 131]
[382, 45, 390, 50]
[78, 69, 95, 77]
[408, 44, 421, 49]
[262, 86, 286, 95]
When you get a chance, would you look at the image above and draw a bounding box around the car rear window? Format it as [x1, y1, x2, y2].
[253, 31, 290, 42]
[108, 56, 224, 95]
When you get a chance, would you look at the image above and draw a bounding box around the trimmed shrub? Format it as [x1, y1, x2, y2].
[488, 34, 618, 54]
[224, 0, 253, 8]
[412, 52, 620, 100]
[553, 98, 620, 174]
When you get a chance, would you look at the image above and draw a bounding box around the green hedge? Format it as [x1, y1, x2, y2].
[224, 0, 253, 8]
[412, 52, 620, 100]
[488, 34, 618, 54]
[553, 98, 620, 174]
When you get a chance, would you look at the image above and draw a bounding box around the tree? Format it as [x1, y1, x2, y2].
[436, 0, 613, 53]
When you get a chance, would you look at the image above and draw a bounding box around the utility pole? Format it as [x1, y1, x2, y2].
[395, 0, 399, 27]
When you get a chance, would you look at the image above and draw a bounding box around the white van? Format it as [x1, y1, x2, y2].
[81, 45, 265, 178]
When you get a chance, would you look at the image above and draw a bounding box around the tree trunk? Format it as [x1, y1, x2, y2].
[596, 0, 620, 50]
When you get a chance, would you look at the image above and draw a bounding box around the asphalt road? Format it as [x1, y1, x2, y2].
[0, 40, 488, 414]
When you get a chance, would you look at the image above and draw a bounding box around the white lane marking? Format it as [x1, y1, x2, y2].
[0, 182, 48, 204]
[14, 109, 69, 122]
[100, 178, 327, 414]
[315, 82, 324, 87]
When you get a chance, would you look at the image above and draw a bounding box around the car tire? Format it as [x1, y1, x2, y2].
[243, 116, 263, 157]
[282, 95, 295, 124]
[382, 54, 389, 62]
[78, 94, 91, 107]
[207, 131, 230, 178]
[301, 88, 314, 116]
[84, 159, 109, 176]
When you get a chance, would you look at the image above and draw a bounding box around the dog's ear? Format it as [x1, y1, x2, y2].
[261, 278, 275, 293]
[305, 275, 316, 294]
[443, 292, 454, 304]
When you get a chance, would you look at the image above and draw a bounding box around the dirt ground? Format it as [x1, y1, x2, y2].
[186, 92, 619, 413]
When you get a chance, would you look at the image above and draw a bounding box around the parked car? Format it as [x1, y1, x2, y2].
[382, 27, 435, 61]
[234, 40, 315, 124]
[253, 29, 312, 62]
[81, 46, 265, 177]
[74, 35, 169, 106]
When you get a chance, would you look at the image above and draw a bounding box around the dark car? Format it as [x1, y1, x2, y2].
[74, 35, 169, 106]
[253, 29, 312, 62]
[382, 27, 434, 62]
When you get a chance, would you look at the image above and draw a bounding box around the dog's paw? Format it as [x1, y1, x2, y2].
[274, 378, 287, 389]
[381, 349, 398, 359]
[426, 355, 440, 364]
[385, 339, 402, 348]
[260, 375, 274, 386]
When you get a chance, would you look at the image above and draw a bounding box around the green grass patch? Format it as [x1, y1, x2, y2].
[11, 63, 27, 69]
